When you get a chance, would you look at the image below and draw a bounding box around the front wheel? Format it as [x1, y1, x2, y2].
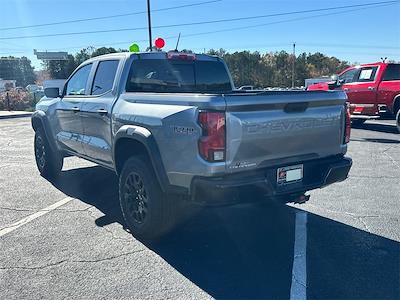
[119, 156, 177, 241]
[396, 109, 400, 133]
[34, 129, 63, 179]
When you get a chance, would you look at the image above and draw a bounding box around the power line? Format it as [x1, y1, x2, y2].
[1, 2, 398, 55]
[0, 0, 222, 31]
[0, 0, 398, 40]
[298, 42, 400, 50]
[199, 45, 400, 57]
[160, 0, 400, 27]
[178, 2, 397, 41]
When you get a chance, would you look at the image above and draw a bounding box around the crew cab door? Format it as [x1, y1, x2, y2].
[55, 63, 93, 154]
[80, 59, 121, 167]
[341, 66, 379, 115]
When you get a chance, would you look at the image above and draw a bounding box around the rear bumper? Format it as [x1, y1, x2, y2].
[351, 115, 379, 120]
[191, 155, 352, 205]
[350, 104, 394, 118]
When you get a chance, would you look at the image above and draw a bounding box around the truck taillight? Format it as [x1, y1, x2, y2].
[344, 102, 351, 144]
[167, 52, 196, 61]
[198, 111, 225, 162]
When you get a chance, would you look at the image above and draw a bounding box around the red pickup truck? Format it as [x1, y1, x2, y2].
[308, 63, 400, 129]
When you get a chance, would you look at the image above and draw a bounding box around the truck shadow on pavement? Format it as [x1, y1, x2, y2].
[362, 137, 400, 144]
[50, 165, 399, 299]
[352, 122, 399, 134]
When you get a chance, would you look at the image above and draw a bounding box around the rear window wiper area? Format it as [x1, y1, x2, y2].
[126, 59, 233, 93]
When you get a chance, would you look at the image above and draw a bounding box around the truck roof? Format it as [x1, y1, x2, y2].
[338, 61, 400, 76]
[83, 51, 221, 64]
[352, 62, 400, 68]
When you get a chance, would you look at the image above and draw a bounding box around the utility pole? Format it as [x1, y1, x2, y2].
[147, 0, 153, 51]
[292, 42, 296, 88]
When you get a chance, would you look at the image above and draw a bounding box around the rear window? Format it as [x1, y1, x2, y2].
[382, 64, 400, 81]
[125, 59, 232, 93]
[91, 60, 119, 95]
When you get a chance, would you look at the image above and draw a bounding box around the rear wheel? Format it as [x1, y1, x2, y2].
[34, 128, 63, 179]
[119, 156, 177, 241]
[396, 109, 400, 133]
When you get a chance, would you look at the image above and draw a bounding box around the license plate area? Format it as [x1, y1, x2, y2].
[277, 164, 303, 185]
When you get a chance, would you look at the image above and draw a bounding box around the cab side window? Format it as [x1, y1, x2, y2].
[91, 60, 119, 95]
[65, 64, 92, 96]
[338, 68, 358, 84]
[356, 67, 378, 82]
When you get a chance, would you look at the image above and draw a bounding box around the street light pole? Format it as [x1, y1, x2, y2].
[147, 0, 153, 51]
[292, 42, 296, 88]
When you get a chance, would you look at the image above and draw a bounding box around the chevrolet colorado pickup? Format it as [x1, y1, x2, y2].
[308, 62, 400, 131]
[32, 51, 352, 240]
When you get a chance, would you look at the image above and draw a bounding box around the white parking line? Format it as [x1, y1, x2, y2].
[0, 197, 74, 237]
[290, 210, 308, 300]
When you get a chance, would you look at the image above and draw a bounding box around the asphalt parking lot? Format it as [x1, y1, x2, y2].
[0, 117, 399, 299]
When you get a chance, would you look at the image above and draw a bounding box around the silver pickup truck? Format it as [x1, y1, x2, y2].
[32, 51, 352, 240]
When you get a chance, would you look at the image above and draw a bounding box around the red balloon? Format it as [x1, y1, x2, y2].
[155, 38, 165, 49]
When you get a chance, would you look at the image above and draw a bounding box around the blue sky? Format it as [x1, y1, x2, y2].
[1, 0, 399, 70]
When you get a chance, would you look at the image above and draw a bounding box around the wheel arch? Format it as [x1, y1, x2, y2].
[113, 125, 170, 192]
[31, 111, 58, 153]
[31, 110, 46, 131]
[393, 94, 400, 115]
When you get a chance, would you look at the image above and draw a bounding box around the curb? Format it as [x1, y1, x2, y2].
[0, 113, 33, 120]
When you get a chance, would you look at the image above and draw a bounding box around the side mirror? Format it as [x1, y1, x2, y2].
[44, 87, 60, 98]
[328, 81, 337, 90]
[328, 78, 345, 90]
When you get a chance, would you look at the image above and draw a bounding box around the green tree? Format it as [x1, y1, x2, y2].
[207, 48, 227, 57]
[0, 56, 36, 86]
[295, 53, 309, 87]
[45, 54, 77, 79]
[41, 46, 350, 87]
[75, 47, 93, 65]
[91, 47, 117, 57]
[208, 49, 349, 88]
[306, 52, 349, 78]
[223, 51, 264, 88]
[17, 57, 37, 86]
[44, 46, 128, 79]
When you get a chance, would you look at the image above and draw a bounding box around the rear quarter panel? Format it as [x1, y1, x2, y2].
[112, 93, 227, 188]
[377, 80, 400, 113]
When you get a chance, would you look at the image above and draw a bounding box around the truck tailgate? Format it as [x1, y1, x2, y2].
[224, 90, 347, 173]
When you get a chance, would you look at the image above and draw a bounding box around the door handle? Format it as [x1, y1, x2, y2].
[96, 108, 108, 115]
[343, 88, 349, 91]
[368, 86, 375, 91]
[72, 106, 80, 112]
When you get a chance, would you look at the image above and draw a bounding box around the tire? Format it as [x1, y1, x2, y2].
[351, 119, 366, 126]
[396, 109, 400, 133]
[34, 128, 63, 179]
[119, 156, 177, 241]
